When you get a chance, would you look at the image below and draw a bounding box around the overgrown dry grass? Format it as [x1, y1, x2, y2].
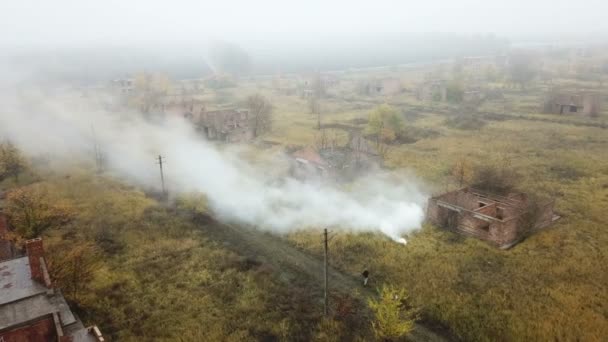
[267, 73, 608, 341]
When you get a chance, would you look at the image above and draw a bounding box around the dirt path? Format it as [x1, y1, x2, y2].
[194, 215, 450, 341]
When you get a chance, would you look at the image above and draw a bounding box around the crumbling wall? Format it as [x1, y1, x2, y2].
[475, 203, 497, 217]
[488, 219, 519, 247]
[0, 316, 57, 342]
[458, 213, 491, 239]
[440, 190, 483, 211]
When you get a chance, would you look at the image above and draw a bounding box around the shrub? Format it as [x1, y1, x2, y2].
[368, 285, 418, 341]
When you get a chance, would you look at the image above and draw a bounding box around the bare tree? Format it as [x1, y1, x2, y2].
[247, 94, 273, 138]
[315, 128, 329, 150]
[311, 73, 326, 130]
[450, 158, 473, 188]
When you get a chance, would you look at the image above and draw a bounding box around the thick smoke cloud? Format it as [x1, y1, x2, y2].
[0, 84, 427, 243]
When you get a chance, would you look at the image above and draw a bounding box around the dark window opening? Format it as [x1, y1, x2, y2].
[496, 208, 504, 220]
[480, 223, 490, 232]
[569, 105, 578, 112]
[478, 202, 485, 208]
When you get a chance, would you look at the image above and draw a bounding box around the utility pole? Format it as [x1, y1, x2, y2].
[157, 155, 166, 197]
[92, 126, 103, 173]
[324, 228, 329, 317]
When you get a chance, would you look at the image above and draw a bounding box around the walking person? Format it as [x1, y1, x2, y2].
[362, 269, 369, 286]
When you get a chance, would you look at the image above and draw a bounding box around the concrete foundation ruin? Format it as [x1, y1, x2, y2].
[195, 109, 253, 143]
[542, 91, 601, 116]
[427, 188, 559, 249]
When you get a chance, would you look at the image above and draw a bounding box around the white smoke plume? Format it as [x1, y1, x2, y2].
[0, 84, 427, 243]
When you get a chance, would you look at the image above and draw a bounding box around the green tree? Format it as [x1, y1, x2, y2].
[367, 105, 402, 142]
[368, 285, 418, 341]
[366, 105, 403, 158]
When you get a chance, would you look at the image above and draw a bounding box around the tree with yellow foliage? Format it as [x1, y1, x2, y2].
[133, 72, 171, 114]
[366, 104, 402, 158]
[368, 285, 418, 341]
[450, 157, 473, 188]
[5, 185, 74, 239]
[0, 141, 26, 183]
[47, 242, 100, 301]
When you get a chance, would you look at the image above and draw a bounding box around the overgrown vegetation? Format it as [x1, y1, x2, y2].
[2, 49, 608, 341]
[368, 285, 418, 341]
[0, 141, 27, 183]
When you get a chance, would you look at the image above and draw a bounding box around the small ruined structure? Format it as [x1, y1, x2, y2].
[427, 188, 559, 249]
[289, 136, 379, 181]
[109, 78, 135, 94]
[463, 89, 486, 103]
[290, 146, 331, 180]
[542, 91, 601, 116]
[0, 238, 104, 341]
[195, 109, 253, 143]
[416, 80, 448, 101]
[361, 78, 402, 96]
[458, 55, 508, 79]
[146, 95, 202, 119]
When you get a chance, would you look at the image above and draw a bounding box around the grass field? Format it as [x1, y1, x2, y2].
[234, 68, 608, 341]
[2, 60, 608, 341]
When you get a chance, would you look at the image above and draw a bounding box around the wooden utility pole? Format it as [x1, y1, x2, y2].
[323, 228, 329, 316]
[157, 155, 166, 197]
[92, 126, 103, 173]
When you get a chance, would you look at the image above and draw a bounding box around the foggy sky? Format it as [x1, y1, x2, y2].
[2, 0, 607, 47]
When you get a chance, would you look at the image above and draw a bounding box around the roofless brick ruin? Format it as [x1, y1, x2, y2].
[427, 188, 559, 249]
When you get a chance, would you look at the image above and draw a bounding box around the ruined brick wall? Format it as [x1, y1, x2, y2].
[25, 238, 45, 284]
[488, 219, 519, 247]
[426, 198, 443, 225]
[448, 191, 483, 211]
[582, 94, 601, 116]
[457, 213, 491, 239]
[0, 316, 57, 342]
[475, 203, 497, 217]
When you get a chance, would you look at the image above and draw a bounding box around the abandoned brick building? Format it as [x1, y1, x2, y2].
[361, 78, 402, 96]
[542, 91, 601, 116]
[416, 80, 448, 101]
[195, 109, 253, 143]
[109, 78, 135, 94]
[427, 188, 559, 248]
[0, 238, 104, 341]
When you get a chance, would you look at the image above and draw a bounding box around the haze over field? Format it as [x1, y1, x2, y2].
[0, 84, 426, 242]
[2, 1, 608, 81]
